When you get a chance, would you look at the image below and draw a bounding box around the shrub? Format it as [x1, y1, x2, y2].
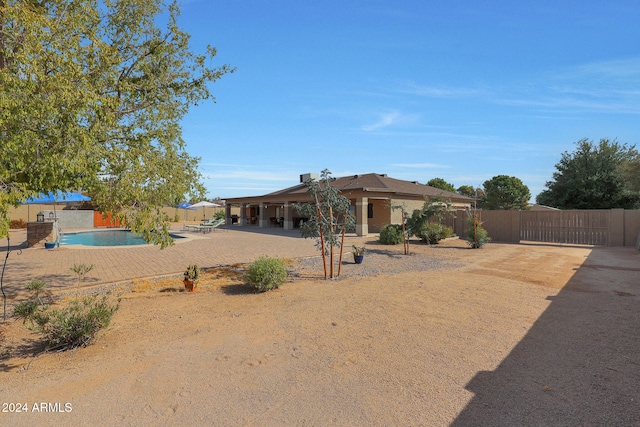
[245, 256, 287, 292]
[416, 222, 453, 244]
[9, 219, 27, 229]
[466, 217, 491, 248]
[13, 280, 50, 324]
[214, 210, 226, 220]
[38, 296, 119, 350]
[379, 224, 404, 245]
[13, 300, 42, 323]
[0, 326, 8, 360]
[13, 280, 119, 350]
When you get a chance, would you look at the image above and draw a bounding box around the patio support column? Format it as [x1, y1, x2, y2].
[355, 197, 368, 236]
[283, 202, 293, 230]
[259, 203, 268, 228]
[225, 204, 232, 225]
[240, 204, 247, 226]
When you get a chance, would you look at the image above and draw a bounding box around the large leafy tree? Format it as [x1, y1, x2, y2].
[536, 138, 639, 209]
[621, 153, 640, 193]
[482, 175, 531, 210]
[0, 0, 233, 246]
[427, 178, 456, 193]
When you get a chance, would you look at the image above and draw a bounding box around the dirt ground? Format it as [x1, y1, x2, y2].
[1, 238, 639, 426]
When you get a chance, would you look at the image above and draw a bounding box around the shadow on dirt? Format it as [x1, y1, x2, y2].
[221, 284, 260, 295]
[451, 246, 640, 426]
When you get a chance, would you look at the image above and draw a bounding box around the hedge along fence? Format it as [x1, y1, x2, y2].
[445, 209, 640, 247]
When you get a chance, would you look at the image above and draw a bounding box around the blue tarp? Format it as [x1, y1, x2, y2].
[22, 190, 91, 204]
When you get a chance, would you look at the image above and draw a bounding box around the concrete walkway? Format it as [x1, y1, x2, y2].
[1, 226, 363, 296]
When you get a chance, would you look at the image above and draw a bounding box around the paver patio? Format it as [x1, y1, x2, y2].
[0, 226, 347, 296]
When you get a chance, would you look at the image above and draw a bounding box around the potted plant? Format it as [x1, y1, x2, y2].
[352, 245, 366, 264]
[183, 264, 200, 292]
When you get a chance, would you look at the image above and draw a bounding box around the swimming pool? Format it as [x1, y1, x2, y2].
[60, 230, 184, 247]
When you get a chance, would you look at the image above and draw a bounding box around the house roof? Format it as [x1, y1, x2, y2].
[226, 173, 473, 203]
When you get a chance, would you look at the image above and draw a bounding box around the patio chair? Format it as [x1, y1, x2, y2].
[200, 217, 217, 226]
[185, 224, 212, 233]
[201, 219, 225, 232]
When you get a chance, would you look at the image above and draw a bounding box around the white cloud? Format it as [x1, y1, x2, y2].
[495, 57, 640, 115]
[361, 111, 401, 131]
[395, 80, 480, 98]
[361, 111, 420, 132]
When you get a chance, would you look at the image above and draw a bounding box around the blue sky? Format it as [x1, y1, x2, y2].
[176, 0, 640, 201]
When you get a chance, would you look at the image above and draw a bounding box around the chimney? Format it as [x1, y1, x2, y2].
[300, 173, 318, 183]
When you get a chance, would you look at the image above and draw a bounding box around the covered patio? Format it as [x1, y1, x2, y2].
[224, 173, 473, 236]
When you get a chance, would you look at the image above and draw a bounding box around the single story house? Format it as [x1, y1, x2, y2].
[224, 173, 473, 236]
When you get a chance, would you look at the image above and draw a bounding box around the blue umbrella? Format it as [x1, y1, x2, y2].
[176, 202, 197, 229]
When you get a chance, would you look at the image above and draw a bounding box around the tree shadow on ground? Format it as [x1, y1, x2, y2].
[451, 247, 640, 426]
[0, 335, 48, 372]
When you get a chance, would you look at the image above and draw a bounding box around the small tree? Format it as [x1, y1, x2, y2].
[466, 211, 491, 248]
[70, 263, 95, 298]
[391, 203, 411, 254]
[294, 170, 355, 279]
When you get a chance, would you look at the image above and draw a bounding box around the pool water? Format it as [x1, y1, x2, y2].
[61, 230, 184, 247]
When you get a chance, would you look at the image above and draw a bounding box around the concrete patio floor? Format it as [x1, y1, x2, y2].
[1, 225, 360, 297]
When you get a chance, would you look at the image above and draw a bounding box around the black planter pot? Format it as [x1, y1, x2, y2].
[354, 255, 364, 264]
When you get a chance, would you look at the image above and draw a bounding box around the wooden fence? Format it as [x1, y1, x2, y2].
[448, 209, 640, 247]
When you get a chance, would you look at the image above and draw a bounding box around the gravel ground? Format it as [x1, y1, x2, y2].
[291, 245, 462, 279]
[1, 239, 638, 426]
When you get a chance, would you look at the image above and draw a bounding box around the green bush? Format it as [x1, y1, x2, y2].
[214, 210, 226, 220]
[245, 256, 287, 292]
[38, 296, 119, 350]
[13, 280, 118, 350]
[466, 217, 491, 248]
[379, 224, 404, 245]
[416, 222, 453, 244]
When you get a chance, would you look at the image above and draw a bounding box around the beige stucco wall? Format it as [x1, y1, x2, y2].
[367, 199, 392, 233]
[389, 199, 426, 224]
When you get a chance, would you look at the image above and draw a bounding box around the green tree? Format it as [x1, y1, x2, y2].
[0, 0, 234, 246]
[621, 154, 640, 193]
[427, 178, 456, 193]
[536, 138, 639, 209]
[294, 169, 355, 279]
[482, 175, 531, 210]
[456, 185, 476, 198]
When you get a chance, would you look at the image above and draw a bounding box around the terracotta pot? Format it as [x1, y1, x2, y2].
[183, 280, 195, 292]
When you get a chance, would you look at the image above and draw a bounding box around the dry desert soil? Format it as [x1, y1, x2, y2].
[1, 238, 639, 426]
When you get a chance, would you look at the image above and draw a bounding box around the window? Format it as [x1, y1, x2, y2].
[368, 203, 373, 219]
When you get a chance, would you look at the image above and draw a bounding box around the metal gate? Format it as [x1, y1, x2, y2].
[519, 210, 609, 245]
